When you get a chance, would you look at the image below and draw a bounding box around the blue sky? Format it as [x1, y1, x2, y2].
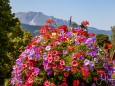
[10, 0, 115, 30]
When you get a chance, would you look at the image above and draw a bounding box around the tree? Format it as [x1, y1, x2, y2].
[96, 34, 110, 47]
[111, 26, 115, 43]
[71, 22, 78, 28]
[111, 26, 115, 58]
[0, 0, 32, 85]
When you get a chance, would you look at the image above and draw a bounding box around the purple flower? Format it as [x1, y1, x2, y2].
[65, 66, 70, 71]
[80, 55, 84, 59]
[47, 70, 53, 75]
[103, 63, 108, 68]
[11, 77, 16, 85]
[16, 59, 22, 65]
[33, 67, 40, 75]
[91, 51, 97, 57]
[36, 35, 42, 43]
[56, 41, 60, 45]
[59, 29, 64, 34]
[11, 77, 23, 85]
[90, 61, 94, 66]
[34, 46, 38, 51]
[12, 69, 16, 74]
[66, 32, 72, 38]
[34, 67, 40, 72]
[28, 54, 34, 60]
[94, 58, 99, 63]
[73, 41, 80, 44]
[43, 60, 48, 66]
[91, 83, 96, 86]
[35, 52, 41, 58]
[90, 66, 94, 70]
[43, 55, 47, 60]
[30, 49, 35, 55]
[85, 38, 96, 44]
[74, 27, 82, 30]
[63, 50, 68, 54]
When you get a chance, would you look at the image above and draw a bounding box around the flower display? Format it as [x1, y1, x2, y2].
[11, 19, 114, 86]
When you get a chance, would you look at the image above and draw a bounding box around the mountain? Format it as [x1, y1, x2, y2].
[88, 27, 111, 38]
[15, 11, 111, 37]
[15, 11, 70, 26]
[21, 23, 111, 37]
[21, 23, 40, 37]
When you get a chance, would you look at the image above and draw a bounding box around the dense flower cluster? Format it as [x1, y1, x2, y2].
[11, 20, 114, 86]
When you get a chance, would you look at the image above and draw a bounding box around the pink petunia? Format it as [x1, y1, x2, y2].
[54, 56, 60, 60]
[43, 80, 51, 86]
[47, 57, 53, 63]
[53, 62, 58, 69]
[26, 75, 33, 84]
[58, 65, 64, 70]
[53, 50, 58, 55]
[60, 82, 68, 86]
[50, 83, 56, 86]
[72, 60, 78, 67]
[64, 72, 69, 77]
[60, 60, 65, 65]
[47, 54, 52, 58]
[45, 64, 51, 70]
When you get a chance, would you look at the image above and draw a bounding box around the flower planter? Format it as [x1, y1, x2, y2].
[11, 20, 114, 86]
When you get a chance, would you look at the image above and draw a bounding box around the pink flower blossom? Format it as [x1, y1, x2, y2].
[58, 65, 64, 70]
[64, 72, 69, 77]
[50, 83, 56, 86]
[43, 80, 51, 86]
[45, 64, 51, 70]
[53, 50, 58, 55]
[26, 75, 33, 84]
[60, 60, 65, 65]
[53, 62, 57, 69]
[72, 60, 78, 67]
[47, 57, 53, 63]
[60, 82, 68, 86]
[54, 56, 60, 60]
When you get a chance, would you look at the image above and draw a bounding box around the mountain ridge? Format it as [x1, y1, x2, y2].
[15, 11, 111, 37]
[21, 23, 111, 37]
[15, 11, 70, 26]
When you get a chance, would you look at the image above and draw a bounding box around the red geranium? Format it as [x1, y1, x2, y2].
[40, 26, 47, 34]
[46, 19, 54, 24]
[60, 25, 68, 32]
[81, 21, 89, 25]
[88, 32, 95, 36]
[73, 80, 80, 86]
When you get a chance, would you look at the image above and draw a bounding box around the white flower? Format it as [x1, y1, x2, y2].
[46, 46, 51, 51]
[84, 59, 90, 66]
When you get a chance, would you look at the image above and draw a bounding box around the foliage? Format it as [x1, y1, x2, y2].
[0, 0, 32, 85]
[110, 26, 115, 59]
[11, 20, 114, 86]
[96, 34, 110, 47]
[111, 26, 115, 42]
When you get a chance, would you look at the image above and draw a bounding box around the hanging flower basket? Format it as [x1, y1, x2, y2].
[11, 19, 114, 86]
